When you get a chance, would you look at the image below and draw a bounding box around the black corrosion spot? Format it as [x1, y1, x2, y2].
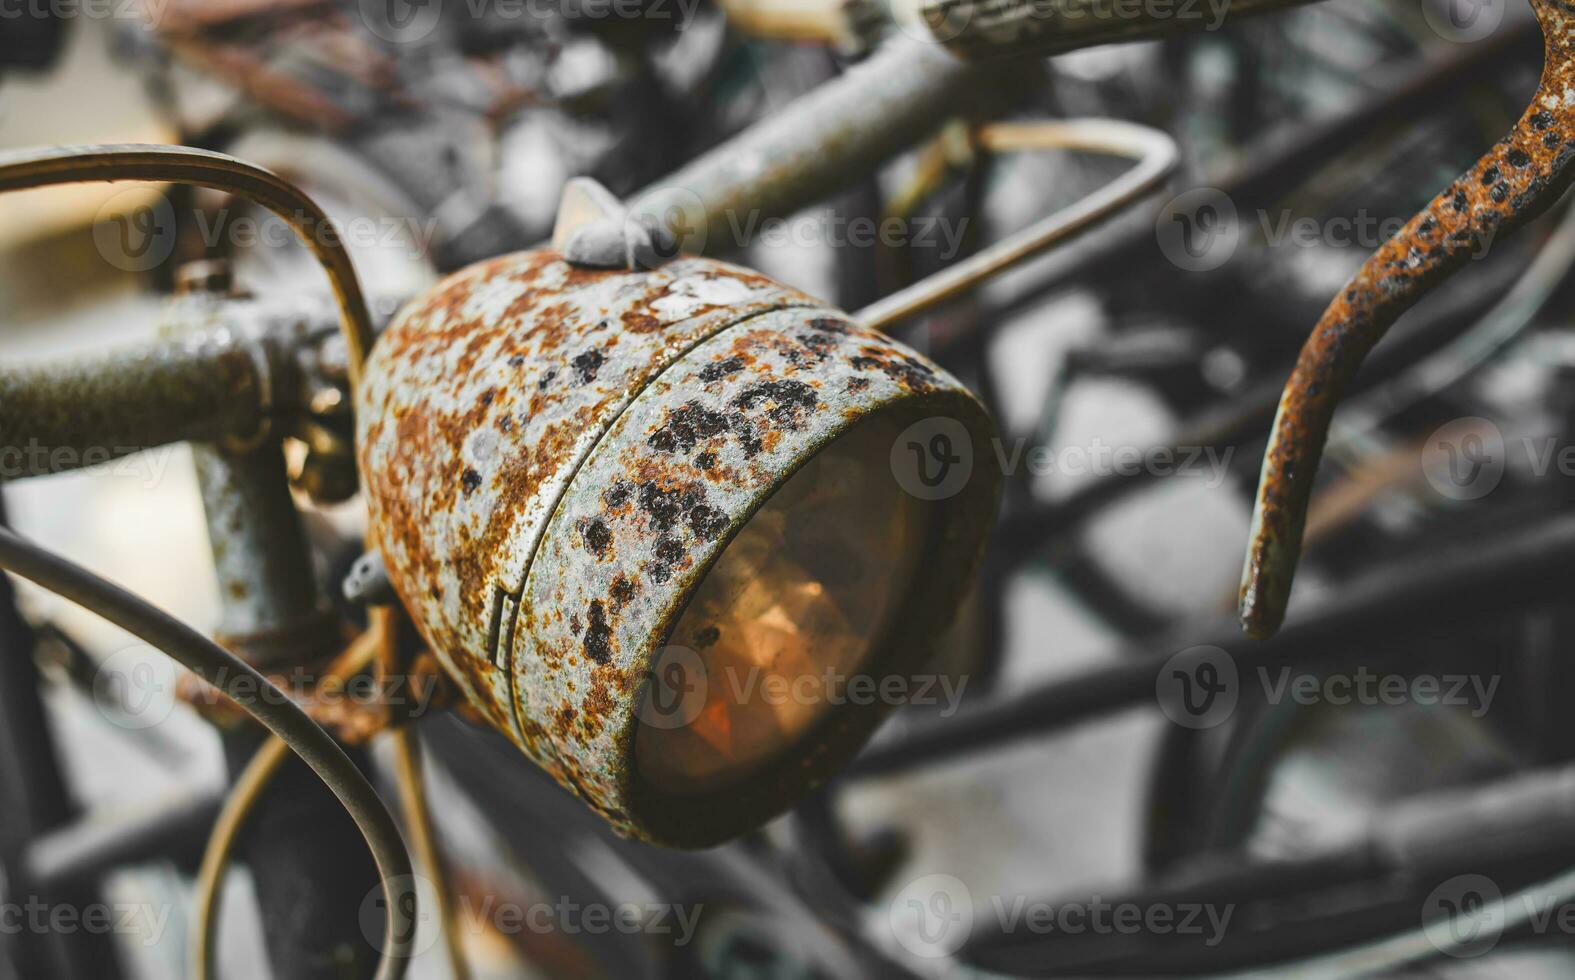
[649, 401, 730, 453]
[734, 380, 817, 427]
[638, 482, 685, 531]
[796, 332, 836, 361]
[693, 626, 720, 649]
[687, 503, 726, 540]
[1508, 147, 1532, 168]
[698, 357, 745, 383]
[461, 468, 482, 493]
[852, 352, 936, 389]
[611, 576, 636, 607]
[571, 349, 605, 385]
[647, 535, 686, 584]
[603, 482, 634, 509]
[579, 517, 612, 557]
[583, 600, 612, 664]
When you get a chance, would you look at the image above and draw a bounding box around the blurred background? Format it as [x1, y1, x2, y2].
[5, 0, 1575, 977]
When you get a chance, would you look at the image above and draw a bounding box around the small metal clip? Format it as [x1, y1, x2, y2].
[552, 177, 668, 271]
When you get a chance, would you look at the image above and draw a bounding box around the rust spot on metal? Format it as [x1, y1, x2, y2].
[850, 348, 940, 391]
[610, 575, 637, 608]
[1240, 1, 1575, 638]
[571, 349, 606, 384]
[583, 599, 613, 664]
[553, 704, 578, 741]
[623, 311, 662, 334]
[578, 517, 612, 557]
[734, 379, 818, 427]
[698, 356, 746, 382]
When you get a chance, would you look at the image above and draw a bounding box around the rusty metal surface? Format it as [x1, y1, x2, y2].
[357, 251, 820, 739]
[1, 265, 367, 489]
[192, 442, 336, 668]
[1239, 0, 1575, 639]
[358, 249, 999, 844]
[0, 332, 265, 478]
[523, 307, 996, 845]
[905, 0, 1323, 60]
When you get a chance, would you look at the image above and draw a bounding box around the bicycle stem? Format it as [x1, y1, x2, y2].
[1240, 0, 1575, 638]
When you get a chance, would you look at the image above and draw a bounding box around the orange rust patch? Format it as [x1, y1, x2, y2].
[622, 310, 662, 334]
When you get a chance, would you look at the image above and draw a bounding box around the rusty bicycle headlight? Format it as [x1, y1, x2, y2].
[357, 223, 1000, 847]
